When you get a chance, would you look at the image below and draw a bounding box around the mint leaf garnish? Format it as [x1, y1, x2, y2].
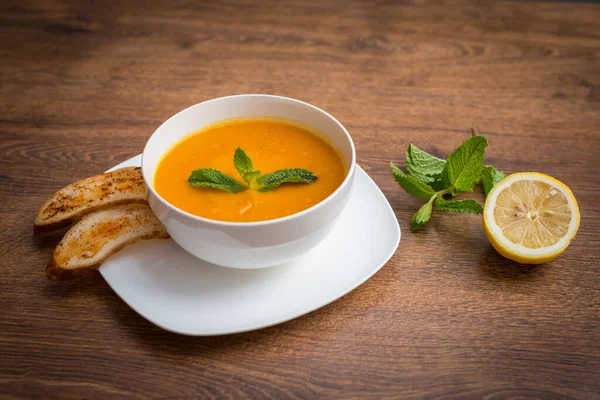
[442, 135, 488, 192]
[234, 147, 261, 187]
[391, 162, 436, 201]
[435, 197, 483, 214]
[233, 147, 254, 175]
[257, 168, 317, 192]
[406, 143, 446, 184]
[188, 168, 247, 193]
[189, 148, 317, 194]
[410, 202, 433, 232]
[481, 165, 506, 196]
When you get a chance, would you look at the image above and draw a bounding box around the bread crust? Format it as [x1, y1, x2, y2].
[34, 167, 147, 234]
[46, 204, 169, 280]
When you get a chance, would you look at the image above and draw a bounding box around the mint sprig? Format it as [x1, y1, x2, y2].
[189, 148, 317, 194]
[391, 127, 505, 232]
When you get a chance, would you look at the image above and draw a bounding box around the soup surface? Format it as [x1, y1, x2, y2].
[154, 119, 346, 222]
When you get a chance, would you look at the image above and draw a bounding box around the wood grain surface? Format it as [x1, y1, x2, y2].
[1, 0, 599, 398]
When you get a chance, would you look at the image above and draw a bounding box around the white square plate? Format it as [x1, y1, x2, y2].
[100, 155, 400, 335]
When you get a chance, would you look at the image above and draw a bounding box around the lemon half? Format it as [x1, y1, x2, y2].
[483, 172, 580, 264]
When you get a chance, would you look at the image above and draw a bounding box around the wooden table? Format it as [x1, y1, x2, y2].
[2, 1, 599, 398]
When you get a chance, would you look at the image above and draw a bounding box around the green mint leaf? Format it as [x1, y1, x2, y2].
[406, 143, 446, 184]
[390, 162, 436, 201]
[435, 197, 483, 214]
[233, 147, 261, 187]
[188, 168, 247, 193]
[429, 178, 451, 192]
[233, 147, 254, 175]
[442, 135, 488, 192]
[410, 201, 433, 232]
[481, 165, 506, 196]
[257, 168, 317, 192]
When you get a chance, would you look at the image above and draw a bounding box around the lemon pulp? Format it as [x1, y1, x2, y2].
[493, 180, 572, 249]
[483, 172, 580, 264]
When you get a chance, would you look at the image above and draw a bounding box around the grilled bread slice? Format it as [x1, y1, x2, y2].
[34, 167, 147, 234]
[46, 204, 169, 280]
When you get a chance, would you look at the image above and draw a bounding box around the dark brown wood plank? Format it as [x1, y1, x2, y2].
[1, 0, 599, 398]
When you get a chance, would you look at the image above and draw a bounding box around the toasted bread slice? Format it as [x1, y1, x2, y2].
[46, 204, 169, 280]
[34, 167, 147, 234]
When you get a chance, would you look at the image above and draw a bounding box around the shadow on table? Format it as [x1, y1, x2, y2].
[478, 244, 546, 282]
[96, 261, 396, 356]
[99, 292, 343, 355]
[37, 231, 111, 298]
[32, 230, 68, 251]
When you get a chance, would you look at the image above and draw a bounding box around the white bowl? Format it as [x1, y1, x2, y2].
[142, 95, 356, 269]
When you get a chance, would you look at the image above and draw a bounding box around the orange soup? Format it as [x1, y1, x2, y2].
[154, 119, 346, 222]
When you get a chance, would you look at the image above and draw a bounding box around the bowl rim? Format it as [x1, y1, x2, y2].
[142, 94, 357, 227]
